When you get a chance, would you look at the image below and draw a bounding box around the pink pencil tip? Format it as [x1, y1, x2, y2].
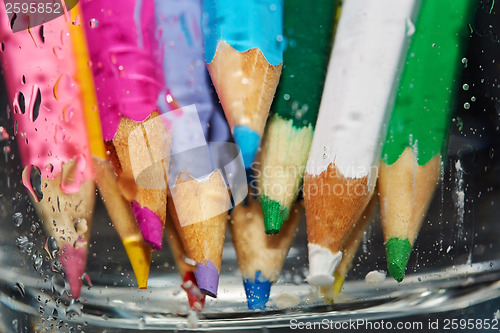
[132, 201, 164, 250]
[60, 244, 87, 299]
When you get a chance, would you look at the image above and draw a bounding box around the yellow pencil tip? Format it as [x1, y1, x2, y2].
[319, 272, 345, 303]
[123, 238, 152, 289]
[332, 273, 345, 298]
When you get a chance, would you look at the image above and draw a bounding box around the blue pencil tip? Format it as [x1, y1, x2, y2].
[233, 126, 260, 169]
[243, 271, 272, 310]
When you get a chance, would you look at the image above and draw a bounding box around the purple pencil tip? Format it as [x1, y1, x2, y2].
[194, 260, 219, 298]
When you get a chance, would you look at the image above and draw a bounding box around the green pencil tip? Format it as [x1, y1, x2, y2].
[385, 238, 412, 283]
[259, 196, 290, 234]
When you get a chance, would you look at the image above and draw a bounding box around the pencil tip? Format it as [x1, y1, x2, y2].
[233, 126, 260, 169]
[319, 272, 343, 303]
[260, 196, 289, 234]
[182, 272, 206, 312]
[243, 271, 272, 310]
[61, 244, 87, 299]
[332, 272, 344, 297]
[385, 238, 412, 282]
[122, 238, 152, 289]
[194, 261, 219, 298]
[132, 201, 164, 250]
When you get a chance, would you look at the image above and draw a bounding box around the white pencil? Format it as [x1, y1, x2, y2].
[303, 0, 419, 286]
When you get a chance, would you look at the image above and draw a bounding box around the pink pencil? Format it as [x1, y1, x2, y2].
[80, 0, 170, 250]
[0, 8, 95, 299]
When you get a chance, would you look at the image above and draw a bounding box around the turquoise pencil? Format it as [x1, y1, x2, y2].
[202, 0, 284, 169]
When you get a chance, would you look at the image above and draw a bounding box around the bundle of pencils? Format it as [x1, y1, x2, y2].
[0, 7, 96, 299]
[379, 0, 475, 282]
[202, 0, 284, 169]
[303, 0, 419, 287]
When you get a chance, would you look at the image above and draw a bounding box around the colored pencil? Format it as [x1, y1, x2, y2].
[0, 8, 96, 298]
[320, 197, 376, 302]
[258, 0, 337, 234]
[68, 3, 152, 290]
[167, 170, 229, 298]
[379, 0, 474, 282]
[303, 0, 418, 287]
[231, 196, 301, 310]
[165, 206, 206, 312]
[153, 0, 228, 142]
[202, 0, 284, 169]
[81, 0, 170, 250]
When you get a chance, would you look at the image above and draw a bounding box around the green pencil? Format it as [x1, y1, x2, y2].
[258, 0, 338, 234]
[379, 0, 475, 282]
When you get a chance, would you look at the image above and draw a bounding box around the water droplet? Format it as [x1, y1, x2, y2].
[462, 83, 469, 91]
[15, 283, 25, 298]
[0, 126, 8, 140]
[16, 236, 32, 253]
[89, 18, 99, 29]
[53, 74, 76, 101]
[471, 96, 476, 102]
[16, 91, 26, 114]
[489, 148, 495, 159]
[21, 75, 26, 84]
[283, 94, 290, 101]
[138, 317, 146, 330]
[276, 35, 283, 42]
[60, 30, 70, 46]
[32, 86, 41, 122]
[32, 250, 43, 271]
[39, 25, 45, 43]
[52, 260, 63, 274]
[74, 218, 88, 235]
[72, 15, 81, 26]
[52, 46, 64, 59]
[22, 165, 43, 202]
[464, 102, 470, 110]
[462, 57, 468, 68]
[51, 275, 65, 295]
[12, 212, 23, 227]
[11, 319, 18, 331]
[45, 236, 59, 260]
[10, 13, 17, 30]
[66, 300, 83, 319]
[454, 117, 464, 131]
[269, 4, 277, 11]
[1, 42, 4, 52]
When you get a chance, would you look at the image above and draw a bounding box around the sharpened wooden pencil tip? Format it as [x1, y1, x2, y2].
[122, 238, 152, 289]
